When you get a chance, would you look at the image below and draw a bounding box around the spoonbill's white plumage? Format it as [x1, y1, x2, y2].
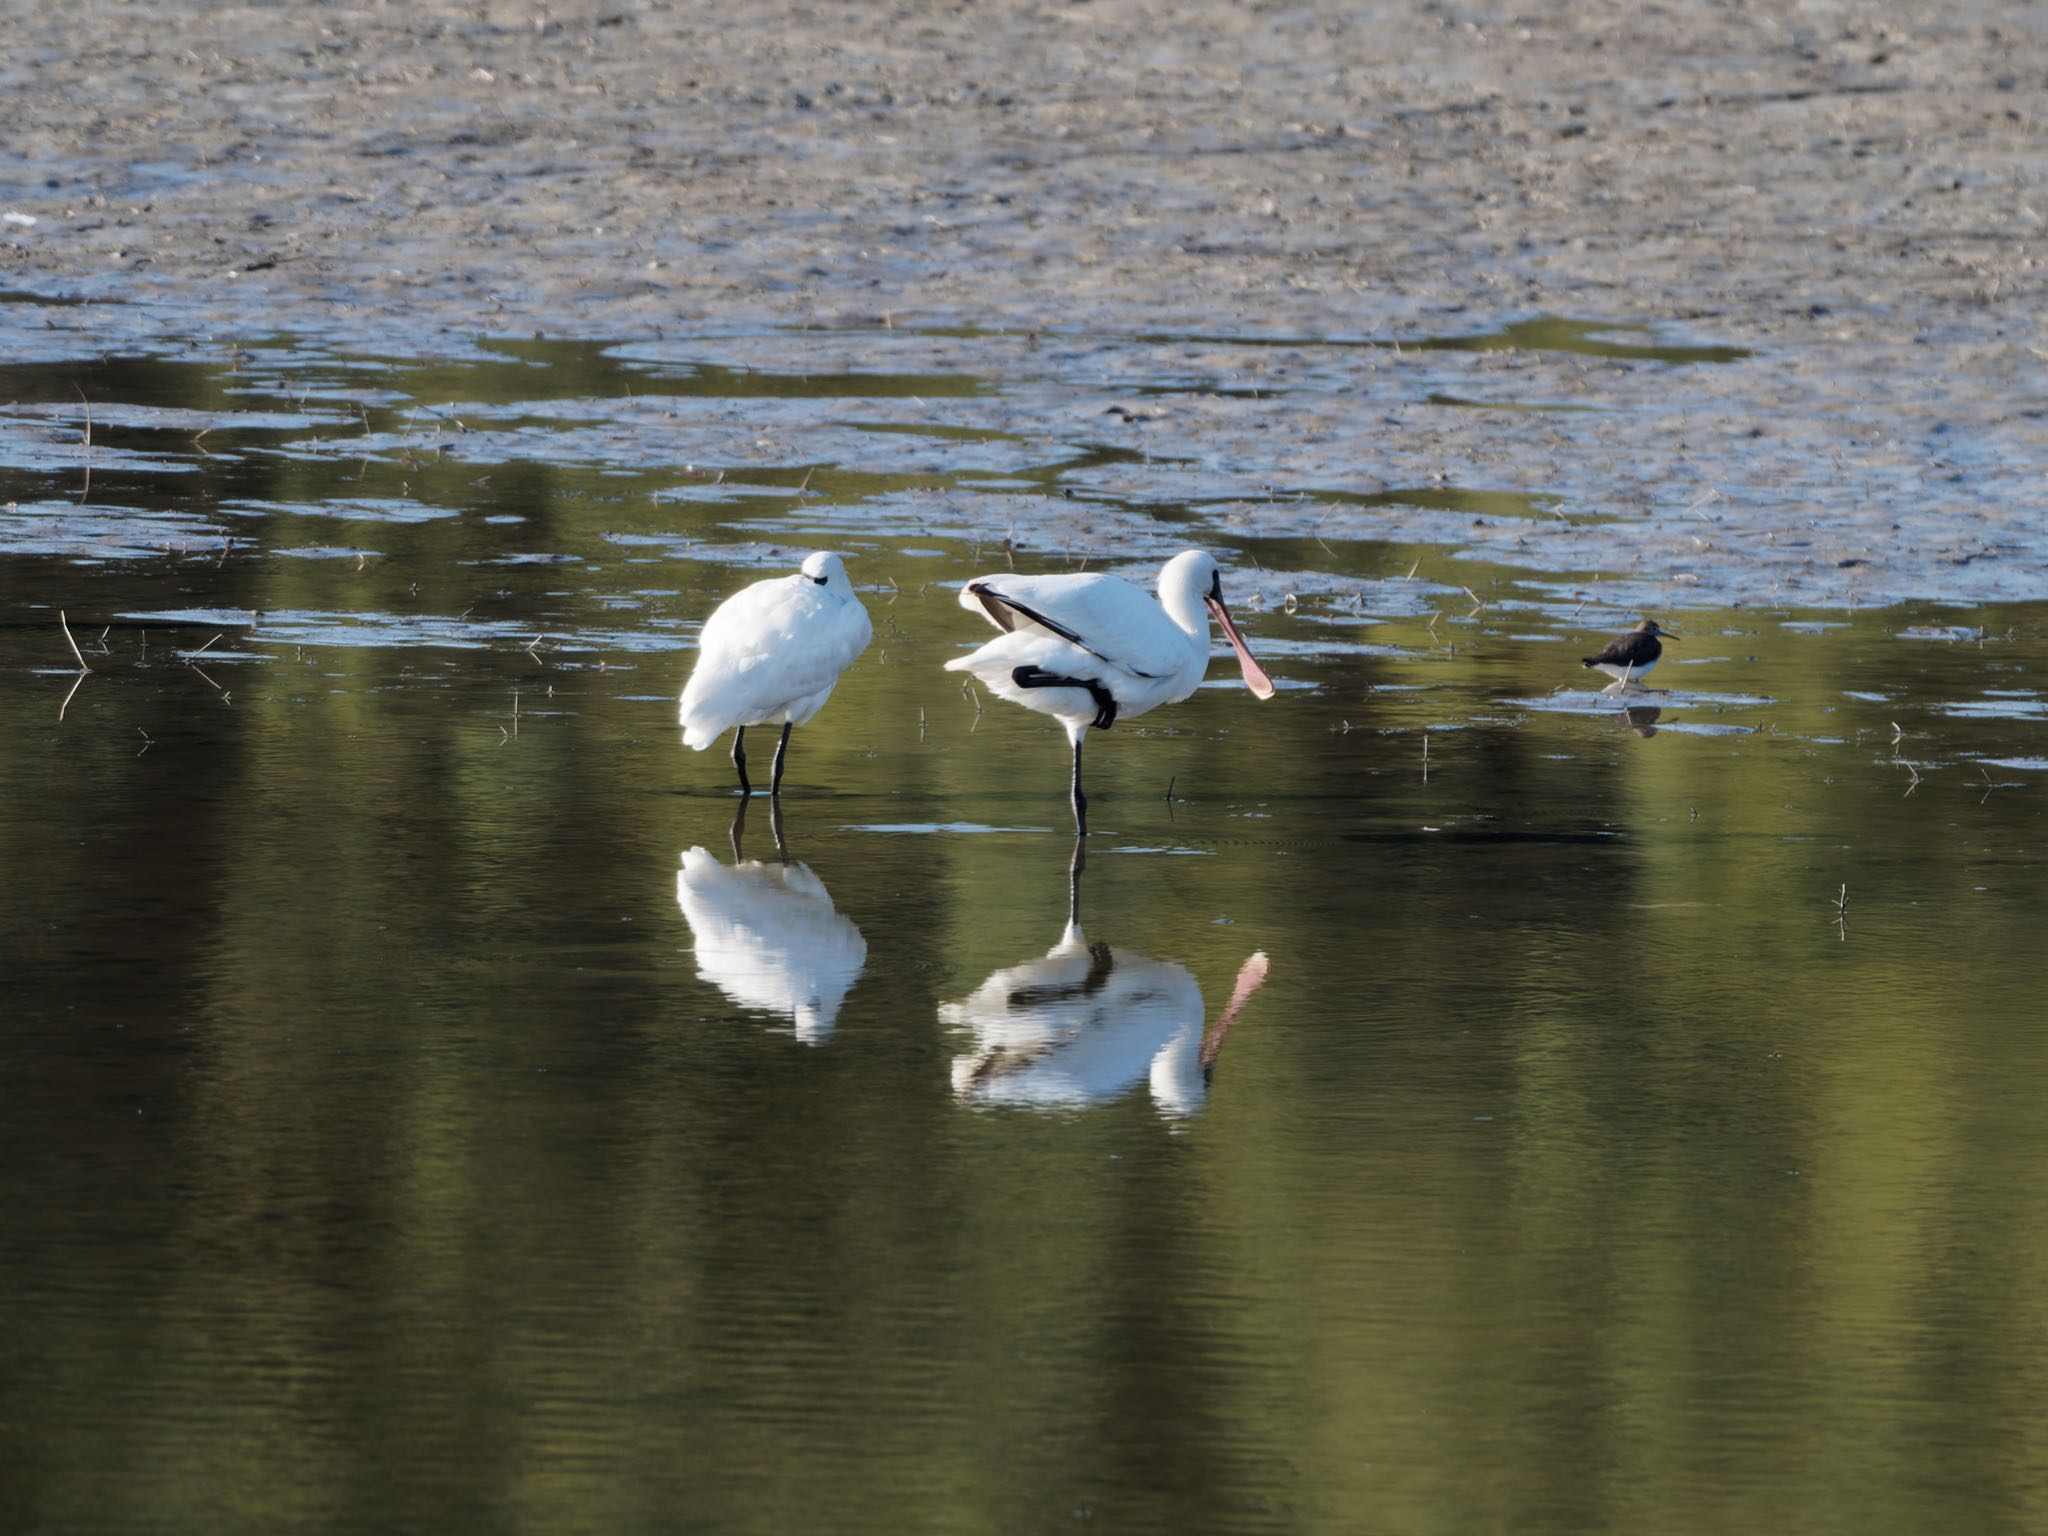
[680, 551, 871, 796]
[944, 549, 1274, 833]
[676, 842, 866, 1045]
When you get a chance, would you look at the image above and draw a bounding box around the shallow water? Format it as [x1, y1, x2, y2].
[4, 327, 2047, 1534]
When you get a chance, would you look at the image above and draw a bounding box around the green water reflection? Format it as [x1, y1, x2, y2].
[1, 337, 2045, 1536]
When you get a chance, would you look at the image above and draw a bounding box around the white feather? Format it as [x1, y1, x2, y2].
[680, 552, 872, 750]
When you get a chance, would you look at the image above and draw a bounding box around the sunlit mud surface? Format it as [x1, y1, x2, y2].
[4, 323, 2045, 1535]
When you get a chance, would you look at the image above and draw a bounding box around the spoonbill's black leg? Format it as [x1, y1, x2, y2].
[1008, 667, 1114, 834]
[1010, 665, 1117, 730]
[731, 726, 752, 797]
[1068, 835, 1087, 927]
[1071, 736, 1088, 838]
[770, 721, 792, 798]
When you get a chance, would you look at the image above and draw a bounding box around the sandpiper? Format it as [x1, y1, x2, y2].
[1582, 618, 1677, 691]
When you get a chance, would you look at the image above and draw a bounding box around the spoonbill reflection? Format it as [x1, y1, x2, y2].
[941, 845, 1270, 1117]
[680, 551, 872, 797]
[675, 804, 866, 1045]
[944, 549, 1275, 835]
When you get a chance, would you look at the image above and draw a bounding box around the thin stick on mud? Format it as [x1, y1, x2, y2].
[74, 385, 94, 504]
[59, 610, 89, 671]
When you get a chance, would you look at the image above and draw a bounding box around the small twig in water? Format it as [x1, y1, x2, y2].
[59, 610, 89, 671]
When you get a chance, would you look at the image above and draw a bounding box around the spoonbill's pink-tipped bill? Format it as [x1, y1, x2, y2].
[1207, 594, 1276, 699]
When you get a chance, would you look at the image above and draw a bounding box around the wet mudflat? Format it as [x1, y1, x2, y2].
[3, 329, 2046, 1533]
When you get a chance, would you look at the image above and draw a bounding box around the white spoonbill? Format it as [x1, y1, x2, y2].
[680, 551, 872, 797]
[944, 549, 1275, 834]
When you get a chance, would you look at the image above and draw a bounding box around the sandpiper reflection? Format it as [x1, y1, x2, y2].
[941, 843, 1269, 1118]
[1620, 704, 1662, 738]
[675, 802, 866, 1045]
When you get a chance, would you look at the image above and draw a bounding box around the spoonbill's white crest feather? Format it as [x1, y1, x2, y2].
[677, 847, 867, 1045]
[680, 552, 871, 750]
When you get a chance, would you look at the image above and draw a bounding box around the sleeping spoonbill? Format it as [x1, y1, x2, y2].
[944, 549, 1275, 834]
[1581, 618, 1677, 693]
[680, 551, 872, 797]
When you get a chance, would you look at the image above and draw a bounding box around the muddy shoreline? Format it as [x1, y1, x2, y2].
[5, 1, 2046, 609]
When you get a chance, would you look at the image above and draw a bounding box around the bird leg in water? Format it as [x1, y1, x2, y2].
[770, 721, 792, 798]
[1067, 836, 1087, 928]
[727, 792, 788, 863]
[731, 726, 752, 797]
[1011, 666, 1117, 730]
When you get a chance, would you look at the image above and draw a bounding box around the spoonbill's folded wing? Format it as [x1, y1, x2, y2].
[961, 572, 1186, 681]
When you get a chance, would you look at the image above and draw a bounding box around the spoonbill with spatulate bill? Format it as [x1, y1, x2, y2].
[944, 549, 1275, 833]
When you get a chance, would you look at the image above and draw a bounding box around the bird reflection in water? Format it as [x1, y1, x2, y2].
[1619, 704, 1662, 738]
[675, 801, 867, 1045]
[942, 842, 1270, 1118]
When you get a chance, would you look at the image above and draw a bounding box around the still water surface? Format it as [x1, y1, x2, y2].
[3, 326, 2046, 1533]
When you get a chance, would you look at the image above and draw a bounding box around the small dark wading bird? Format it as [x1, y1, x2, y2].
[1582, 618, 1678, 693]
[945, 549, 1276, 835]
[679, 552, 872, 797]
